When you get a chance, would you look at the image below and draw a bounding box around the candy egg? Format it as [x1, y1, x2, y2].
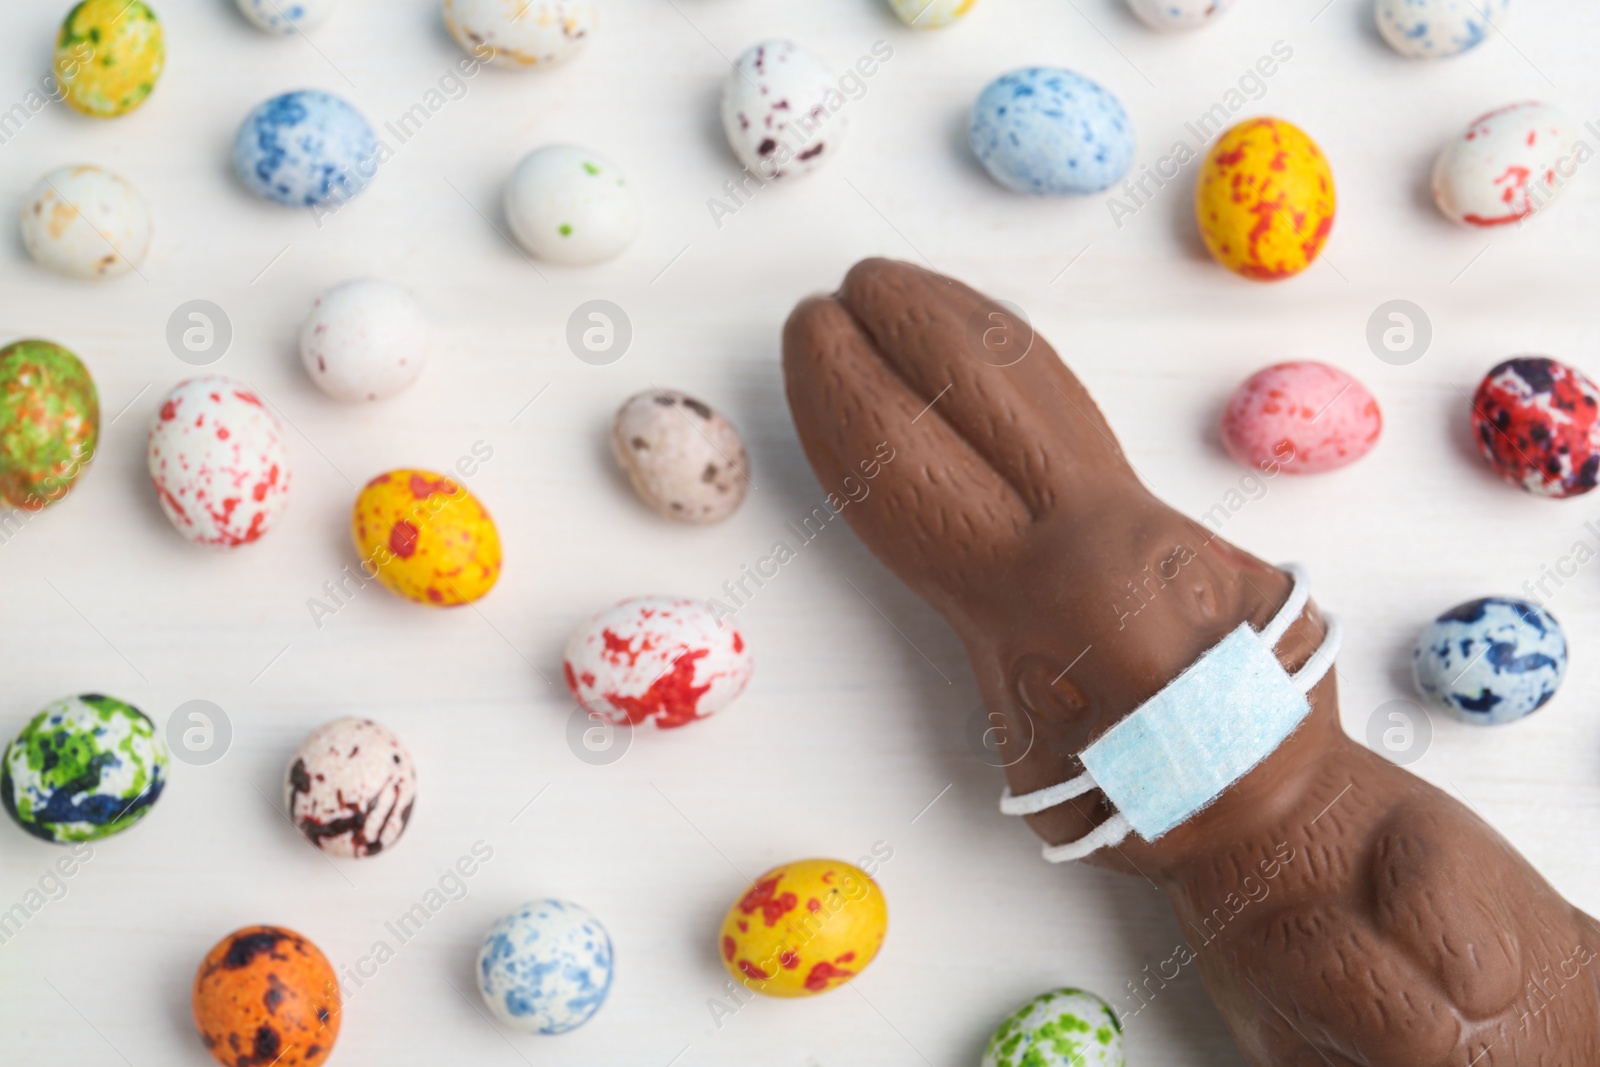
[147, 377, 291, 547]
[285, 718, 416, 858]
[504, 145, 638, 265]
[193, 926, 340, 1067]
[1220, 362, 1381, 474]
[2, 694, 167, 843]
[1376, 0, 1508, 59]
[723, 41, 848, 181]
[887, 0, 975, 27]
[20, 164, 152, 280]
[1413, 597, 1565, 724]
[611, 389, 750, 523]
[443, 0, 595, 68]
[982, 988, 1125, 1067]
[1197, 117, 1335, 281]
[477, 900, 613, 1033]
[1471, 357, 1600, 497]
[55, 0, 165, 118]
[233, 91, 377, 208]
[719, 858, 888, 997]
[1127, 0, 1236, 31]
[300, 279, 428, 401]
[236, 0, 338, 33]
[351, 469, 502, 606]
[563, 596, 752, 728]
[0, 339, 98, 510]
[1432, 102, 1581, 227]
[969, 68, 1134, 195]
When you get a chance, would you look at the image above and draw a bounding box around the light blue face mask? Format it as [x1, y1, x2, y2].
[999, 564, 1342, 862]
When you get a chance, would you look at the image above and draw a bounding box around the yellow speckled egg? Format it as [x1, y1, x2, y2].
[719, 858, 888, 998]
[351, 468, 501, 607]
[1195, 117, 1335, 282]
[55, 0, 165, 119]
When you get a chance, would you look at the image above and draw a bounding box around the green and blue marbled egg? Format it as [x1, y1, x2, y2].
[2, 694, 168, 842]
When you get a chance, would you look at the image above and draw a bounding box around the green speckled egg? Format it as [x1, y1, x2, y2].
[55, 0, 166, 118]
[2, 694, 169, 843]
[0, 340, 98, 510]
[982, 988, 1125, 1067]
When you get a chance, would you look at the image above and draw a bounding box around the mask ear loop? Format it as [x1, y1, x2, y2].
[1040, 813, 1132, 863]
[1258, 563, 1310, 649]
[999, 771, 1098, 816]
[1289, 613, 1343, 693]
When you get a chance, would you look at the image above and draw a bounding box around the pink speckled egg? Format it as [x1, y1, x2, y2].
[563, 597, 752, 729]
[1220, 362, 1381, 474]
[147, 377, 291, 547]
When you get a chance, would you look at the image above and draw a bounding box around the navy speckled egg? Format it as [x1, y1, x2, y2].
[1413, 597, 1566, 725]
[969, 68, 1134, 195]
[233, 90, 377, 207]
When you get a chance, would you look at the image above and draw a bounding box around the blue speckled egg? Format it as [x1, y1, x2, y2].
[1376, 0, 1509, 59]
[1412, 597, 1566, 725]
[236, 0, 337, 33]
[233, 90, 377, 207]
[476, 900, 613, 1034]
[969, 68, 1134, 196]
[1127, 0, 1237, 32]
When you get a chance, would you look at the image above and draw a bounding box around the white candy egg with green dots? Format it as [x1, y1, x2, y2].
[504, 145, 638, 266]
[982, 988, 1125, 1067]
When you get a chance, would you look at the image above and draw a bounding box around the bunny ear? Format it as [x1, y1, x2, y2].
[782, 289, 1032, 608]
[836, 260, 1136, 506]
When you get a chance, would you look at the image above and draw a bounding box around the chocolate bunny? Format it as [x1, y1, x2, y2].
[782, 259, 1600, 1066]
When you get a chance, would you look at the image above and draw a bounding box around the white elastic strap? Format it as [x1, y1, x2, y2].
[1040, 813, 1133, 863]
[999, 771, 1098, 816]
[1289, 613, 1343, 694]
[1258, 563, 1310, 650]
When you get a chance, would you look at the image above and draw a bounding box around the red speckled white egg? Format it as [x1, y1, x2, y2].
[147, 377, 291, 547]
[1432, 102, 1584, 227]
[563, 597, 752, 728]
[1220, 361, 1382, 475]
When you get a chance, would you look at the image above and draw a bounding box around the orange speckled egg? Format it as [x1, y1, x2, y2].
[718, 858, 888, 998]
[351, 468, 501, 606]
[192, 925, 340, 1067]
[1195, 117, 1335, 282]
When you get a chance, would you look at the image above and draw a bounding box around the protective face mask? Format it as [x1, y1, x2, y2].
[999, 564, 1342, 863]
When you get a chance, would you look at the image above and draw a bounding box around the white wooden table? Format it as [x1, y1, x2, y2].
[2, 0, 1598, 1064]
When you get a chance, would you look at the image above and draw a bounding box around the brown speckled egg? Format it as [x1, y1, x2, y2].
[192, 925, 340, 1067]
[611, 389, 749, 523]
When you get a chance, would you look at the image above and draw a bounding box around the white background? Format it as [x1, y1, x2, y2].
[1, 0, 1599, 1064]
